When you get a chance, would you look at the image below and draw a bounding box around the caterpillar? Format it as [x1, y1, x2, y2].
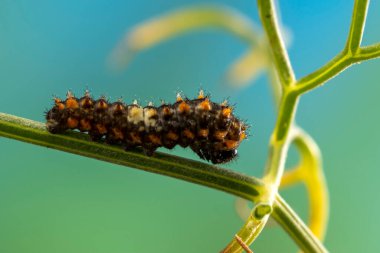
[45, 90, 248, 164]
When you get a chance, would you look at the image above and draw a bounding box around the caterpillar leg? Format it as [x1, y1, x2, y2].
[143, 147, 157, 156]
[190, 143, 211, 162]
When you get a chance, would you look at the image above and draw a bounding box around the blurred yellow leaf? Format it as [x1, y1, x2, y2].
[225, 44, 268, 87]
[280, 128, 329, 240]
[225, 26, 292, 88]
[108, 5, 261, 71]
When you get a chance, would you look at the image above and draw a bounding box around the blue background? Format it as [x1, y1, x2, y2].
[0, 0, 379, 252]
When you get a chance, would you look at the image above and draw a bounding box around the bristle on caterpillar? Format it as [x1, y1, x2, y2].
[45, 90, 248, 164]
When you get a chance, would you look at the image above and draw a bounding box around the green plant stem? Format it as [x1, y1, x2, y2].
[260, 92, 298, 210]
[0, 112, 328, 252]
[257, 0, 295, 87]
[268, 33, 329, 241]
[295, 52, 352, 94]
[345, 0, 369, 54]
[272, 92, 298, 142]
[263, 91, 299, 185]
[0, 113, 265, 201]
[257, 0, 298, 190]
[256, 0, 299, 206]
[225, 2, 303, 251]
[272, 195, 328, 253]
[221, 213, 268, 253]
[295, 0, 380, 95]
[295, 43, 380, 94]
[356, 43, 380, 60]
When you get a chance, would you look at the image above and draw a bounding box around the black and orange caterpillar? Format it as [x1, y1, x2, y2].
[45, 90, 248, 164]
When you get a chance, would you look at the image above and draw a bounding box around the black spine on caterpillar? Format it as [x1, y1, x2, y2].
[45, 90, 248, 164]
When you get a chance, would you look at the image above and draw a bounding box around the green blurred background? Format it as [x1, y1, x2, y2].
[0, 0, 379, 252]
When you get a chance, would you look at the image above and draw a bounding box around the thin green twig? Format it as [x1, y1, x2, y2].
[345, 0, 369, 54]
[295, 0, 380, 94]
[257, 0, 295, 87]
[356, 43, 380, 60]
[295, 43, 380, 94]
[295, 52, 351, 94]
[257, 0, 298, 203]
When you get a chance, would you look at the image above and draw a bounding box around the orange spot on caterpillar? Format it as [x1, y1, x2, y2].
[224, 140, 239, 149]
[67, 117, 78, 128]
[57, 103, 65, 110]
[130, 132, 142, 144]
[80, 97, 93, 108]
[214, 130, 228, 140]
[113, 103, 124, 112]
[166, 131, 179, 141]
[66, 98, 79, 109]
[198, 129, 209, 138]
[54, 98, 61, 104]
[80, 119, 91, 131]
[54, 98, 65, 110]
[112, 128, 124, 140]
[95, 99, 108, 110]
[148, 134, 162, 145]
[178, 101, 190, 114]
[222, 107, 232, 118]
[162, 106, 172, 116]
[198, 99, 212, 111]
[96, 124, 107, 134]
[183, 129, 195, 139]
[239, 132, 247, 141]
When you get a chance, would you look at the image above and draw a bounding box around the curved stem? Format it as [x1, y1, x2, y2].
[281, 163, 329, 240]
[291, 127, 329, 240]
